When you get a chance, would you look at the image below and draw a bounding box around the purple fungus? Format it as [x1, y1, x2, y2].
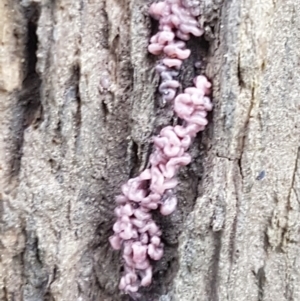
[109, 0, 212, 294]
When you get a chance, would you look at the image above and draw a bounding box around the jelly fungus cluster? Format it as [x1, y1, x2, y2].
[148, 0, 204, 104]
[109, 0, 212, 294]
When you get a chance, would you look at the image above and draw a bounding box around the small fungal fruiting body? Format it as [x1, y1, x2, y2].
[109, 0, 212, 295]
[148, 0, 204, 105]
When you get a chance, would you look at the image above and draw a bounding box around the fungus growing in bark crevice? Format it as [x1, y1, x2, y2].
[109, 0, 212, 295]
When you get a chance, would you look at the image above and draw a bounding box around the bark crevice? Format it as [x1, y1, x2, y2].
[10, 2, 42, 179]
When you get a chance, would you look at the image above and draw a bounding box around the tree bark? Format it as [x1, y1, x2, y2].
[1, 0, 300, 301]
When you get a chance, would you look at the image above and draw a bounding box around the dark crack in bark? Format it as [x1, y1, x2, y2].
[10, 2, 42, 180]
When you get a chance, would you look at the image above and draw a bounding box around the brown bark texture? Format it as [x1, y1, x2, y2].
[0, 0, 300, 300]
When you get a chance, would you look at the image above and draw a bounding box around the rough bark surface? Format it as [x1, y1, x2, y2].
[0, 0, 299, 301]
